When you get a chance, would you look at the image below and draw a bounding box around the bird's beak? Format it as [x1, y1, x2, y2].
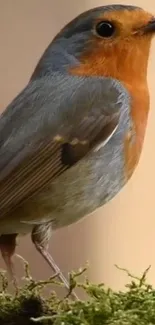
[141, 19, 155, 34]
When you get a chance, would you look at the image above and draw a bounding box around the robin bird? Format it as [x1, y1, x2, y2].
[0, 4, 154, 295]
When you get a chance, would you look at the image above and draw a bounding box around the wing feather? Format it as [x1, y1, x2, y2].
[0, 73, 126, 217]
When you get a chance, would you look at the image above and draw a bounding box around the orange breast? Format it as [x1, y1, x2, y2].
[71, 63, 150, 180]
[69, 33, 151, 180]
[123, 82, 150, 180]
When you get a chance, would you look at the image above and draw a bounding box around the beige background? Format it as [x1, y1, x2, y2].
[0, 0, 155, 294]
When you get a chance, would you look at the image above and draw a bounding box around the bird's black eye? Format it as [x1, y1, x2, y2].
[95, 21, 115, 38]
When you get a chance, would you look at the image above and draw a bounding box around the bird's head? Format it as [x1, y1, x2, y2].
[54, 5, 155, 84]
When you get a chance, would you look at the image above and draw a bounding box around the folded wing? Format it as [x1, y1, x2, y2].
[0, 73, 125, 217]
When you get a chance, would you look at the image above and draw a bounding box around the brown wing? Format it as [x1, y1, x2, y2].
[0, 116, 118, 217]
[0, 74, 125, 218]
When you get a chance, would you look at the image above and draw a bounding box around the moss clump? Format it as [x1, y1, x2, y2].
[0, 262, 155, 325]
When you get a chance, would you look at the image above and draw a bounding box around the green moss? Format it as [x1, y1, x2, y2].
[0, 262, 155, 325]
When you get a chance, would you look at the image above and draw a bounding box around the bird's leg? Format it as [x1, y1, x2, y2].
[31, 223, 79, 300]
[0, 234, 18, 289]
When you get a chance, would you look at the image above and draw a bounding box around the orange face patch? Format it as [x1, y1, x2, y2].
[97, 9, 153, 36]
[69, 9, 154, 82]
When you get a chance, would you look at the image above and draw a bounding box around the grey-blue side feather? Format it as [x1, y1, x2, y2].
[0, 73, 128, 217]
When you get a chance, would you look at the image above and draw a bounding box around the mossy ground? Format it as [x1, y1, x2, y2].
[0, 261, 155, 325]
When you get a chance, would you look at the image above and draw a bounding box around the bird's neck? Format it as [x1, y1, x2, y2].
[30, 38, 81, 80]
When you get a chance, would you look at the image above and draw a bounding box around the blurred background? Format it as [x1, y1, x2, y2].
[0, 0, 155, 295]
